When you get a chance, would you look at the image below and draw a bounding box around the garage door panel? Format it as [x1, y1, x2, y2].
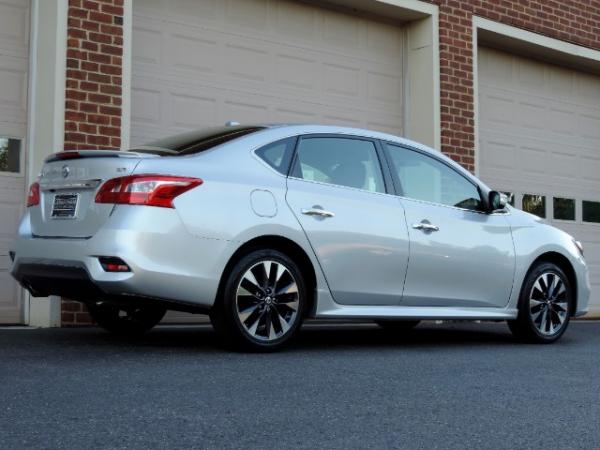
[0, 0, 29, 57]
[579, 112, 600, 141]
[323, 63, 360, 98]
[0, 272, 20, 323]
[225, 0, 269, 30]
[276, 53, 318, 90]
[580, 155, 600, 184]
[0, 0, 28, 324]
[575, 73, 600, 105]
[274, 1, 316, 38]
[551, 151, 578, 179]
[0, 59, 28, 129]
[224, 43, 270, 83]
[479, 46, 600, 316]
[133, 0, 405, 322]
[223, 100, 269, 125]
[171, 93, 218, 129]
[131, 25, 162, 65]
[169, 34, 219, 75]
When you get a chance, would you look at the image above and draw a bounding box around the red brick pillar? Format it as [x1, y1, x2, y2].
[61, 0, 124, 326]
[435, 1, 476, 172]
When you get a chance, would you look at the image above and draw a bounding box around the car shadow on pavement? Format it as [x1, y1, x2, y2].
[46, 321, 528, 353]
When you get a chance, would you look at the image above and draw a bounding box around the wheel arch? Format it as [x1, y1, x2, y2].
[529, 251, 578, 316]
[214, 235, 318, 317]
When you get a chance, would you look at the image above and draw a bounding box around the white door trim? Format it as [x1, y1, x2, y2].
[24, 0, 69, 327]
[120, 0, 132, 150]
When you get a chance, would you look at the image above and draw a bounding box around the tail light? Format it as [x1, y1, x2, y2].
[95, 174, 202, 208]
[26, 182, 40, 207]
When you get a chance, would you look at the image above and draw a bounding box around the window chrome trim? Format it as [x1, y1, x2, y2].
[396, 192, 510, 216]
[286, 175, 401, 199]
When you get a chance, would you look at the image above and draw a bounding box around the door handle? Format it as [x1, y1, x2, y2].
[412, 222, 439, 232]
[301, 208, 335, 218]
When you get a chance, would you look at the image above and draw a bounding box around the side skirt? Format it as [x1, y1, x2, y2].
[315, 305, 518, 321]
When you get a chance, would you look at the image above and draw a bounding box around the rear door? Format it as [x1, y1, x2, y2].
[286, 135, 409, 306]
[383, 143, 515, 308]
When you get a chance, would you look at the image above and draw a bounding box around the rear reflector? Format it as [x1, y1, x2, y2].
[95, 174, 202, 208]
[98, 257, 131, 273]
[26, 182, 40, 207]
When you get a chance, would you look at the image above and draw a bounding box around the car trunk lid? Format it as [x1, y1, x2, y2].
[31, 151, 154, 238]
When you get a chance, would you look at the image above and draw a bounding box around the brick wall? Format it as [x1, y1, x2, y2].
[425, 0, 600, 172]
[62, 0, 124, 326]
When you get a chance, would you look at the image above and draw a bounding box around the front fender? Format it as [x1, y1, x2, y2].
[507, 210, 590, 316]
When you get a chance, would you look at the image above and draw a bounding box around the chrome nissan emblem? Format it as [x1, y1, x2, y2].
[61, 165, 70, 178]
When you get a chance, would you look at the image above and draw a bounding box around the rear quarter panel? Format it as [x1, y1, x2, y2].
[130, 132, 332, 311]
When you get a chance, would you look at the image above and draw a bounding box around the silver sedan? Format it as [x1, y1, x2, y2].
[11, 124, 590, 350]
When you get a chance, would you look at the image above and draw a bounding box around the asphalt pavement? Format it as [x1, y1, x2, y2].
[1, 321, 599, 449]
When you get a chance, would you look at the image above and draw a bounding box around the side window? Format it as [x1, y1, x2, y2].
[292, 137, 385, 193]
[255, 137, 296, 175]
[385, 144, 482, 211]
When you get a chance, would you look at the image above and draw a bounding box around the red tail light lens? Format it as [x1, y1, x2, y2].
[95, 174, 202, 208]
[26, 182, 40, 207]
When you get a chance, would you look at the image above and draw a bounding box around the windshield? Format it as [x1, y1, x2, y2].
[132, 126, 266, 156]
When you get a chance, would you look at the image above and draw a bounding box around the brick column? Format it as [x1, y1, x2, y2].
[62, 0, 124, 326]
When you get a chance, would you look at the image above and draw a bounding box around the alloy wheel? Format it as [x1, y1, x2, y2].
[529, 272, 569, 336]
[235, 260, 300, 341]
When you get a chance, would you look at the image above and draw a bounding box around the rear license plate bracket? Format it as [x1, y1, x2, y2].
[51, 193, 79, 219]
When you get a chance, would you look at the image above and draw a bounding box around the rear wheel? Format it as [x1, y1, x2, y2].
[210, 249, 307, 351]
[508, 262, 572, 344]
[375, 320, 420, 331]
[87, 303, 166, 335]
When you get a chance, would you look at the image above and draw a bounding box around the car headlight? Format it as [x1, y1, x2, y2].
[573, 239, 584, 258]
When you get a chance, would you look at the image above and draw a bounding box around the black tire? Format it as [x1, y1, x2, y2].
[210, 249, 307, 352]
[87, 303, 166, 335]
[375, 320, 420, 331]
[508, 262, 572, 344]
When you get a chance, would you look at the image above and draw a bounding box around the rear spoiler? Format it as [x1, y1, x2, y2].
[45, 150, 153, 163]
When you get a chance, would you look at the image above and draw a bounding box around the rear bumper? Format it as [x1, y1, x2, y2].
[14, 262, 100, 299]
[10, 207, 236, 310]
[12, 261, 212, 314]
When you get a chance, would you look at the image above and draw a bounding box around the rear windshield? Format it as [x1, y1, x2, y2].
[132, 126, 265, 156]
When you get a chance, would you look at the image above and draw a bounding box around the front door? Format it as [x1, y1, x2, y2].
[286, 136, 409, 306]
[383, 142, 515, 308]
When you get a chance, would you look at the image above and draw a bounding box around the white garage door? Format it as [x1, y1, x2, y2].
[478, 46, 600, 316]
[0, 0, 29, 324]
[132, 0, 405, 322]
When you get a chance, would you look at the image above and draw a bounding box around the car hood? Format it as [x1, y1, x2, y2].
[507, 206, 575, 241]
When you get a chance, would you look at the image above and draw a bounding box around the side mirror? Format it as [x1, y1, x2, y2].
[488, 191, 507, 212]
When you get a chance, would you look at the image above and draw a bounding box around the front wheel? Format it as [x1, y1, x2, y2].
[210, 249, 307, 352]
[87, 303, 166, 335]
[508, 262, 572, 344]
